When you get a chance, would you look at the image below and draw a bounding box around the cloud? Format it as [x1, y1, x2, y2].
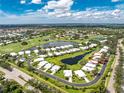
[70, 8, 122, 20]
[0, 5, 124, 24]
[112, 9, 121, 16]
[43, 0, 73, 17]
[0, 12, 123, 24]
[20, 0, 26, 4]
[43, 0, 73, 10]
[31, 0, 41, 4]
[38, 5, 123, 21]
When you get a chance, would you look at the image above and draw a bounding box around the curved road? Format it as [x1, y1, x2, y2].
[33, 62, 107, 87]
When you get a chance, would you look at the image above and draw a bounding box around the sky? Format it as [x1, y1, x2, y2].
[0, 0, 124, 24]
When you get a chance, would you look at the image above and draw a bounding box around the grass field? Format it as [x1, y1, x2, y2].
[45, 50, 93, 70]
[0, 34, 101, 54]
[0, 33, 107, 93]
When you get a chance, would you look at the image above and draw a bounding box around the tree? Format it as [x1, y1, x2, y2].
[21, 41, 28, 45]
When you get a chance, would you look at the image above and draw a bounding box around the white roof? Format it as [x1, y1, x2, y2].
[85, 62, 96, 68]
[64, 70, 72, 77]
[92, 55, 101, 60]
[64, 45, 70, 48]
[34, 49, 39, 53]
[100, 40, 107, 43]
[80, 46, 89, 50]
[44, 63, 53, 69]
[51, 48, 56, 51]
[54, 52, 61, 56]
[55, 47, 61, 49]
[103, 46, 109, 49]
[45, 48, 50, 51]
[37, 61, 48, 69]
[82, 66, 94, 71]
[68, 45, 73, 47]
[48, 53, 53, 56]
[70, 48, 80, 52]
[99, 46, 109, 53]
[60, 51, 66, 54]
[18, 51, 24, 55]
[74, 70, 86, 78]
[25, 50, 31, 54]
[50, 65, 61, 72]
[92, 57, 99, 61]
[73, 48, 80, 51]
[60, 46, 65, 49]
[90, 60, 98, 64]
[34, 58, 44, 62]
[39, 55, 47, 58]
[93, 52, 102, 56]
[89, 44, 97, 48]
[10, 52, 17, 56]
[19, 58, 25, 62]
[65, 50, 71, 53]
[80, 47, 85, 50]
[0, 43, 3, 45]
[79, 44, 82, 46]
[99, 48, 108, 53]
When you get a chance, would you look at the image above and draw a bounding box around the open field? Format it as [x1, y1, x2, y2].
[0, 27, 123, 93]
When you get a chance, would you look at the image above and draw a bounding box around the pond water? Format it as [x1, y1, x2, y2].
[43, 41, 78, 48]
[61, 51, 92, 65]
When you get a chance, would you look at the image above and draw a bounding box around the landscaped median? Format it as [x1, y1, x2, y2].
[105, 55, 116, 87]
[9, 62, 68, 93]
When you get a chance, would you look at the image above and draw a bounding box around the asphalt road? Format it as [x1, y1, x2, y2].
[33, 62, 107, 87]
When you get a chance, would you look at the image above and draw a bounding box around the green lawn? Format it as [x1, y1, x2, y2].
[73, 75, 86, 83]
[45, 48, 99, 83]
[46, 50, 92, 69]
[55, 70, 65, 79]
[0, 34, 100, 54]
[0, 30, 113, 93]
[0, 36, 55, 54]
